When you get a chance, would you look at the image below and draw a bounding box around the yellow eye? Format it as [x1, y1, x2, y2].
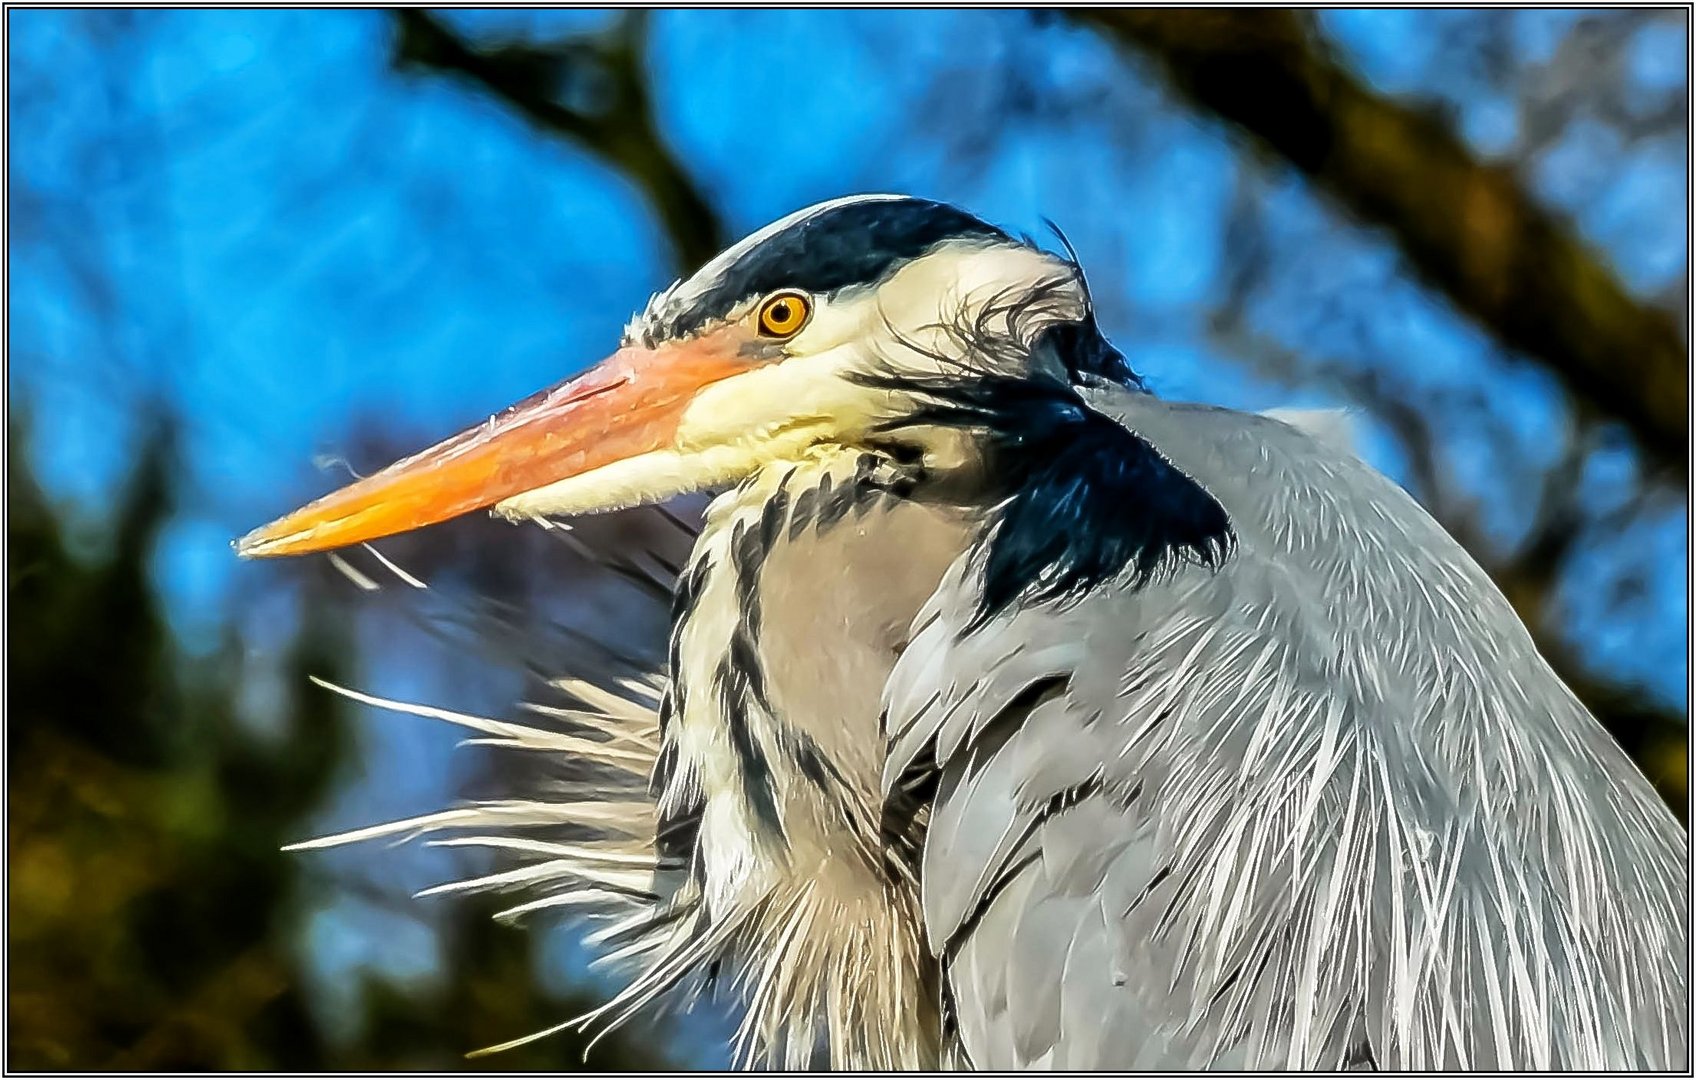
[757, 292, 811, 337]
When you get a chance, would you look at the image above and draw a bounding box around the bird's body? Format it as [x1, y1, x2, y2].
[244, 195, 1688, 1070]
[890, 390, 1686, 1068]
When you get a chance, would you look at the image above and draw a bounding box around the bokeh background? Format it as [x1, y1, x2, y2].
[7, 8, 1688, 1071]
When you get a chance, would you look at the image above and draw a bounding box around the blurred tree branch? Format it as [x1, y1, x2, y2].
[390, 9, 724, 273]
[1074, 9, 1688, 477]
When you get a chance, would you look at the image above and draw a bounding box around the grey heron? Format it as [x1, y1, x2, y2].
[239, 194, 1687, 1070]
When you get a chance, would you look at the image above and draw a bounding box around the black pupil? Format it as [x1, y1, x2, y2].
[771, 301, 791, 323]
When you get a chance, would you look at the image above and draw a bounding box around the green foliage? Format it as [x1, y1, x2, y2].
[9, 416, 336, 1067]
[6, 418, 675, 1069]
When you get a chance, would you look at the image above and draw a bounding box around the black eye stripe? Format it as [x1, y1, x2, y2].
[658, 198, 1009, 340]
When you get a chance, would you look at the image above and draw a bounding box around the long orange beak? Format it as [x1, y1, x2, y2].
[236, 332, 753, 559]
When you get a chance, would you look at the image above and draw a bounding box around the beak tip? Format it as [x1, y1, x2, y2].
[234, 521, 300, 559]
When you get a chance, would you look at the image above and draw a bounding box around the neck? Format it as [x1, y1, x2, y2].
[655, 443, 972, 1068]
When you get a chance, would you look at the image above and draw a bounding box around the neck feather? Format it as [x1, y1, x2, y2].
[652, 443, 970, 1067]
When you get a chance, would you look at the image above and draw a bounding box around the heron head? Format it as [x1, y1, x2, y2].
[237, 194, 1119, 558]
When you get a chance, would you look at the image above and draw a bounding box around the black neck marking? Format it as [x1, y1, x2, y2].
[871, 323, 1235, 629]
[665, 459, 918, 850]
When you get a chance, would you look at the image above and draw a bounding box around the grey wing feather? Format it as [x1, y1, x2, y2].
[1258, 405, 1361, 457]
[885, 388, 1687, 1070]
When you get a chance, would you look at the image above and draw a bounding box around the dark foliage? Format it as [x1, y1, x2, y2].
[6, 418, 681, 1069]
[8, 419, 340, 1068]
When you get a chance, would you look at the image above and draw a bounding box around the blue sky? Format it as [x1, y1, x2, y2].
[8, 8, 1686, 1065]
